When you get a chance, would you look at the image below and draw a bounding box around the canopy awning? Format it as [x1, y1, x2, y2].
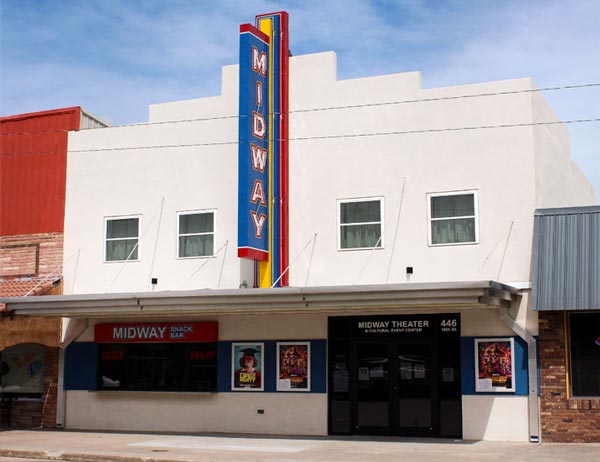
[0, 281, 520, 319]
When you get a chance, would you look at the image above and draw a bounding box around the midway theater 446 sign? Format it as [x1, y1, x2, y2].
[238, 24, 270, 261]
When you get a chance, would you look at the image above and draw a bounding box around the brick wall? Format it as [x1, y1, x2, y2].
[0, 233, 64, 279]
[0, 233, 63, 428]
[41, 347, 59, 428]
[539, 312, 600, 442]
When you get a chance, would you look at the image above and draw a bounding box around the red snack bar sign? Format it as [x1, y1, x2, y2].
[95, 322, 218, 343]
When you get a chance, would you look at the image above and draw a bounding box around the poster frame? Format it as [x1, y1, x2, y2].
[231, 342, 265, 391]
[474, 337, 516, 393]
[276, 341, 311, 392]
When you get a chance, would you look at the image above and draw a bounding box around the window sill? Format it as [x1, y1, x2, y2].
[103, 259, 141, 264]
[567, 398, 600, 410]
[428, 241, 479, 248]
[337, 246, 384, 252]
[176, 255, 217, 260]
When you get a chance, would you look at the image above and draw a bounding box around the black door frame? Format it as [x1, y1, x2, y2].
[351, 338, 440, 437]
[328, 313, 462, 438]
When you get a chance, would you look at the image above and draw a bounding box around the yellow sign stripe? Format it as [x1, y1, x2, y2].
[258, 18, 273, 288]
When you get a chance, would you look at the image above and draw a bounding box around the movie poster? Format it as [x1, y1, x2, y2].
[232, 343, 264, 391]
[277, 342, 310, 391]
[475, 338, 515, 392]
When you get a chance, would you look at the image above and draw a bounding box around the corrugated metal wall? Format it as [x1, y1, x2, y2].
[0, 107, 80, 236]
[531, 207, 600, 310]
[80, 108, 109, 130]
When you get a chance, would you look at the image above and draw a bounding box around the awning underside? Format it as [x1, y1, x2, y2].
[1, 281, 520, 318]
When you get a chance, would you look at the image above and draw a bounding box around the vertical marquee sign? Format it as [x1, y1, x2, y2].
[238, 24, 270, 262]
[238, 12, 289, 288]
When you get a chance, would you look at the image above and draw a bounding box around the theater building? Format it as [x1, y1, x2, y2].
[0, 12, 595, 442]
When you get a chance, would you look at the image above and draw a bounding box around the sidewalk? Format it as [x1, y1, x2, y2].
[1, 429, 600, 462]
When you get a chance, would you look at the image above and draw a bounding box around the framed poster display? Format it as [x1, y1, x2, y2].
[475, 338, 515, 392]
[276, 342, 310, 391]
[232, 342, 264, 391]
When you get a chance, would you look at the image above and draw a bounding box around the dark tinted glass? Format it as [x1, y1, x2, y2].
[179, 213, 214, 234]
[340, 201, 381, 224]
[431, 194, 474, 219]
[98, 343, 217, 392]
[107, 218, 139, 239]
[106, 239, 138, 261]
[570, 313, 600, 396]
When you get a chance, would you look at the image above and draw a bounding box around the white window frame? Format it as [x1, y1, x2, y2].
[176, 209, 216, 259]
[104, 215, 141, 263]
[337, 196, 385, 251]
[427, 190, 479, 247]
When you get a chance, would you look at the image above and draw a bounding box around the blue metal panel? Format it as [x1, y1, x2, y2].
[64, 342, 98, 390]
[460, 337, 530, 396]
[217, 341, 231, 392]
[220, 340, 326, 393]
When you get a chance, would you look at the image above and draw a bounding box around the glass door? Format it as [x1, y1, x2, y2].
[395, 343, 434, 436]
[354, 342, 391, 434]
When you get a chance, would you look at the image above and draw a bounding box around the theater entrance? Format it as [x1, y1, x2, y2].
[329, 314, 462, 438]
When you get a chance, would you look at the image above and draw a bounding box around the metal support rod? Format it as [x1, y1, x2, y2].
[499, 307, 540, 443]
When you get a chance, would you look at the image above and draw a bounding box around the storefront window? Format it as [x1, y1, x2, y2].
[98, 343, 217, 392]
[569, 312, 600, 397]
[0, 343, 45, 397]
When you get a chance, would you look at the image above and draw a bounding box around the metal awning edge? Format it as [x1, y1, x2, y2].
[0, 281, 520, 317]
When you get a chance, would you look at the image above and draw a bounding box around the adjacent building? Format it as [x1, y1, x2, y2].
[532, 206, 600, 443]
[0, 107, 107, 428]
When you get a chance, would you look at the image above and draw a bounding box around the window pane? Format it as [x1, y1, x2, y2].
[341, 224, 381, 249]
[432, 218, 475, 244]
[431, 194, 474, 219]
[570, 313, 600, 397]
[0, 343, 45, 395]
[179, 213, 214, 234]
[106, 238, 138, 261]
[98, 343, 217, 392]
[179, 235, 214, 257]
[107, 218, 139, 239]
[340, 201, 381, 224]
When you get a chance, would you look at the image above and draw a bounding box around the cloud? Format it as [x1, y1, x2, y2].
[1, 0, 598, 198]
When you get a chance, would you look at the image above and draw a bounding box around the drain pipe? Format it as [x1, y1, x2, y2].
[56, 318, 89, 429]
[499, 307, 539, 443]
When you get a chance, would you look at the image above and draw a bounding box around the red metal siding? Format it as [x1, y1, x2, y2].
[0, 107, 81, 236]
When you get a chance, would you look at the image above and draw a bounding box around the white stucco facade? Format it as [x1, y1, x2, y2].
[64, 51, 593, 295]
[56, 51, 594, 441]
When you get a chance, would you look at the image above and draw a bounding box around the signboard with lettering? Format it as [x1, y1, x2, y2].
[351, 314, 460, 338]
[94, 321, 218, 343]
[237, 23, 270, 261]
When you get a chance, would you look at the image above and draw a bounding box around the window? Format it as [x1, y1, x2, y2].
[569, 312, 600, 397]
[0, 343, 45, 397]
[177, 211, 215, 258]
[338, 198, 384, 250]
[428, 191, 478, 245]
[98, 343, 217, 392]
[105, 216, 140, 262]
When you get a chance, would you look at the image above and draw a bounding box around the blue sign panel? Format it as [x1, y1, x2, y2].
[238, 24, 270, 261]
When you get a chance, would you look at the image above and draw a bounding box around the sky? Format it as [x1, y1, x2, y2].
[1, 0, 599, 201]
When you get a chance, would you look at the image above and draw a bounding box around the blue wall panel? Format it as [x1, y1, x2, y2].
[220, 339, 326, 393]
[65, 339, 327, 394]
[461, 336, 529, 395]
[64, 342, 97, 390]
